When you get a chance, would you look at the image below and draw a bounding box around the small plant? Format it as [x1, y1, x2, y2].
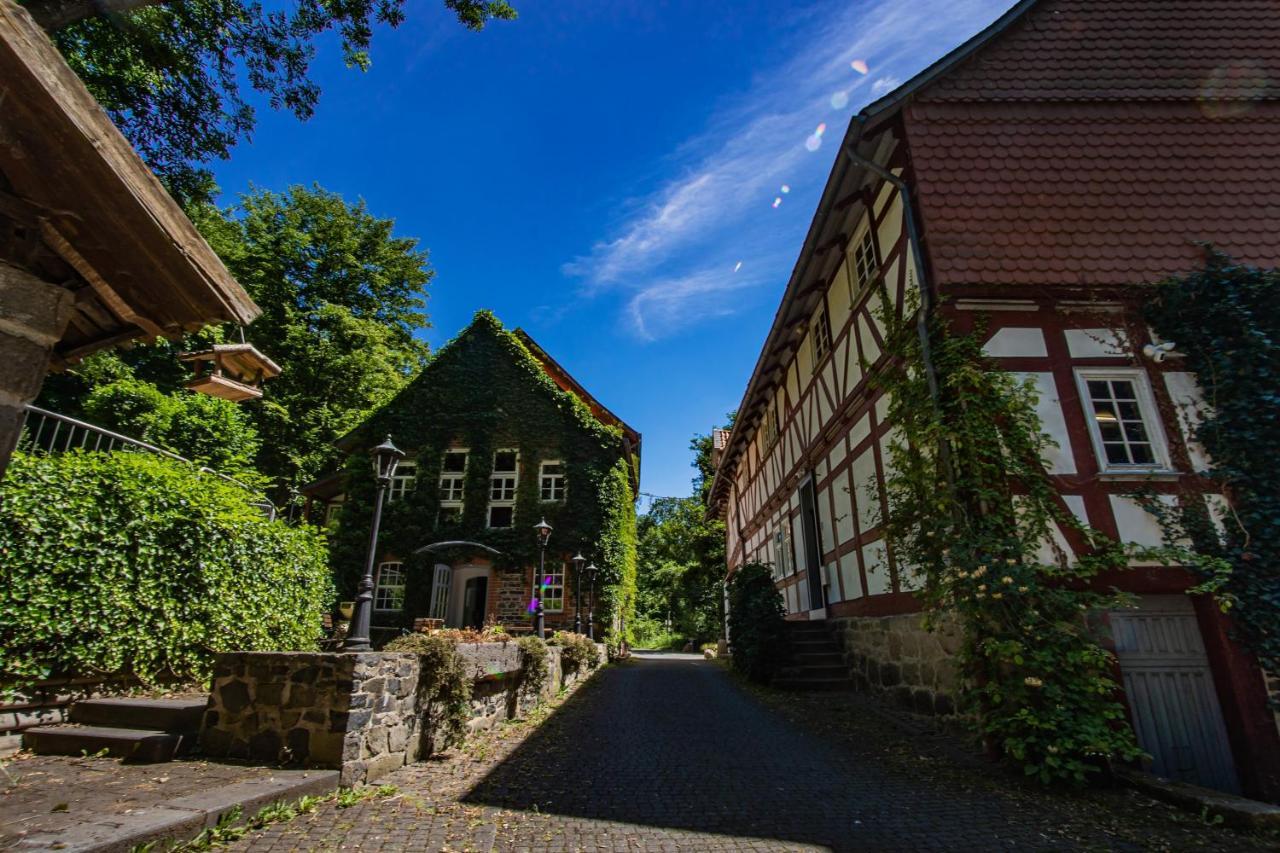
[385, 632, 473, 753]
[517, 635, 550, 699]
[548, 631, 601, 673]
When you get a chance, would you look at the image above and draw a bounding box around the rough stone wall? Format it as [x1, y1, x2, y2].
[830, 614, 962, 716]
[201, 642, 604, 785]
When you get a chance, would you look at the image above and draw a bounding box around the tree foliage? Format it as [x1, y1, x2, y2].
[36, 0, 517, 203]
[725, 562, 787, 682]
[0, 451, 331, 687]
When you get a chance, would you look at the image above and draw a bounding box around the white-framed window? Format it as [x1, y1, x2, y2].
[324, 494, 345, 528]
[1075, 369, 1168, 470]
[540, 562, 566, 612]
[772, 527, 791, 580]
[374, 561, 406, 611]
[850, 228, 878, 295]
[539, 460, 566, 501]
[812, 304, 833, 363]
[437, 449, 467, 525]
[388, 459, 417, 502]
[488, 449, 519, 528]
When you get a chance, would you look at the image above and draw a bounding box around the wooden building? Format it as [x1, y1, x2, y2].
[709, 0, 1280, 801]
[304, 311, 640, 642]
[0, 0, 259, 477]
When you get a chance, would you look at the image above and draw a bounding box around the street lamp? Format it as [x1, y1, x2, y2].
[571, 552, 586, 634]
[345, 435, 405, 651]
[584, 562, 599, 640]
[532, 518, 552, 639]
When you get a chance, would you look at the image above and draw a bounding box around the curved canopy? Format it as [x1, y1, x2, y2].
[413, 540, 504, 557]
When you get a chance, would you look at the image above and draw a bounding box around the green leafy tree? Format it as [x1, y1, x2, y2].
[29, 0, 517, 203]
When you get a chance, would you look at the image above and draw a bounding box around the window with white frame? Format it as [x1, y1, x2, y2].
[488, 449, 518, 528]
[539, 460, 566, 501]
[388, 459, 417, 502]
[812, 304, 833, 363]
[1076, 370, 1166, 469]
[772, 527, 790, 580]
[374, 561, 406, 611]
[540, 561, 566, 612]
[437, 449, 467, 525]
[324, 494, 344, 528]
[850, 228, 878, 295]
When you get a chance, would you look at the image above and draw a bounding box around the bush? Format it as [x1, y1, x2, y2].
[383, 632, 472, 750]
[549, 631, 601, 673]
[516, 635, 549, 699]
[0, 451, 331, 687]
[726, 562, 787, 682]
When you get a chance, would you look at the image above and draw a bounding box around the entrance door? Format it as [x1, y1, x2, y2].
[1109, 596, 1239, 793]
[797, 474, 826, 612]
[461, 576, 488, 630]
[429, 564, 451, 621]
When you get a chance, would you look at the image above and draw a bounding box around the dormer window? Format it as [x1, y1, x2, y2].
[812, 305, 833, 363]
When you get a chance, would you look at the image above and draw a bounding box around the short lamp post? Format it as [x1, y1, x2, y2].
[584, 562, 599, 640]
[571, 552, 586, 634]
[344, 435, 404, 651]
[532, 518, 552, 639]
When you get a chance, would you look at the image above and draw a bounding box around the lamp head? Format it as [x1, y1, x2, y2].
[533, 517, 553, 546]
[572, 552, 586, 569]
[371, 435, 405, 482]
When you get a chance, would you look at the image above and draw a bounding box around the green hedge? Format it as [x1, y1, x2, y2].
[0, 451, 332, 687]
[727, 562, 787, 683]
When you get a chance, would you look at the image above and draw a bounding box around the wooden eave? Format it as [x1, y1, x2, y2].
[179, 343, 283, 378]
[0, 0, 259, 364]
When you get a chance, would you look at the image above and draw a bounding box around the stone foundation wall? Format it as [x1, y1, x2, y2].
[201, 641, 604, 784]
[830, 614, 962, 716]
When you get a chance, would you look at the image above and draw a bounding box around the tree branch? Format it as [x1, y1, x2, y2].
[23, 0, 168, 32]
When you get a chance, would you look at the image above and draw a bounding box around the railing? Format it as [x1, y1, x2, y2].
[18, 404, 276, 519]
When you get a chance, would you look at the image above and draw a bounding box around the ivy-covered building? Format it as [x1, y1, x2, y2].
[305, 311, 639, 642]
[710, 0, 1280, 802]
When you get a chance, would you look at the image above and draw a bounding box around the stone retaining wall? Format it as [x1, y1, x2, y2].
[200, 642, 603, 785]
[830, 614, 962, 716]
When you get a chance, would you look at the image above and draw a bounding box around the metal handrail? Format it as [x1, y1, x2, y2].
[19, 404, 275, 517]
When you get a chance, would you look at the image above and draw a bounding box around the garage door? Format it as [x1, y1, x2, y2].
[1109, 595, 1239, 793]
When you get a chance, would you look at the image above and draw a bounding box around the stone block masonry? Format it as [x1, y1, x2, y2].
[201, 642, 604, 785]
[830, 614, 963, 717]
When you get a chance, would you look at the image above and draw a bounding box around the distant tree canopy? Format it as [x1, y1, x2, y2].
[40, 184, 433, 504]
[27, 0, 516, 203]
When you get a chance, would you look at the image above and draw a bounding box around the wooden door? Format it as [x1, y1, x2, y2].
[429, 563, 451, 621]
[797, 474, 825, 612]
[1109, 596, 1239, 793]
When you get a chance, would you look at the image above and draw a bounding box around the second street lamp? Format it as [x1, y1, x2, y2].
[584, 562, 599, 641]
[344, 435, 404, 651]
[571, 552, 586, 634]
[532, 518, 552, 639]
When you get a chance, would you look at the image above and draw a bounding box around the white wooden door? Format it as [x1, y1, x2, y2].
[1109, 596, 1239, 793]
[429, 563, 452, 621]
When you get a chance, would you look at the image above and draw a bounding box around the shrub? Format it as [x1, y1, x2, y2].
[726, 562, 787, 682]
[516, 635, 549, 699]
[383, 632, 472, 750]
[549, 631, 600, 673]
[0, 451, 331, 688]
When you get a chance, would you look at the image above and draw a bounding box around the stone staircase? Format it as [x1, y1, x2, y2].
[24, 697, 206, 763]
[773, 619, 854, 691]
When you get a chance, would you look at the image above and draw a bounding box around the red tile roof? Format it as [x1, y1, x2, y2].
[904, 0, 1280, 286]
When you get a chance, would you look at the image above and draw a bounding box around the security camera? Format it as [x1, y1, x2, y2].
[1142, 341, 1176, 363]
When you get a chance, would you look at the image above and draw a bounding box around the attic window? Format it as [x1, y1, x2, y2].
[812, 305, 833, 363]
[851, 229, 878, 294]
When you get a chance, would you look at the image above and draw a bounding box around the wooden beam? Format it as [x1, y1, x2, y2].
[39, 220, 164, 337]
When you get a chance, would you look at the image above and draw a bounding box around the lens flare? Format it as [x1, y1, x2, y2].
[733, 261, 742, 272]
[527, 598, 538, 613]
[772, 197, 782, 208]
[780, 184, 791, 194]
[815, 122, 827, 136]
[830, 90, 849, 109]
[851, 59, 869, 75]
[804, 135, 821, 152]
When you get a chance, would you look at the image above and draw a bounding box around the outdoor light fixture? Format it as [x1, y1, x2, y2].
[572, 552, 586, 634]
[531, 518, 552, 639]
[345, 435, 405, 651]
[584, 562, 599, 641]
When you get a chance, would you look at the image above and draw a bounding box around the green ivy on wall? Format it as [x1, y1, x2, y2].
[1145, 249, 1280, 681]
[329, 311, 638, 641]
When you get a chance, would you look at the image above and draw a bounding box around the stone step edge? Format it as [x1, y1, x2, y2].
[1114, 767, 1280, 830]
[13, 769, 340, 853]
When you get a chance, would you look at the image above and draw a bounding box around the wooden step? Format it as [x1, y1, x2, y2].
[24, 724, 194, 762]
[70, 697, 207, 732]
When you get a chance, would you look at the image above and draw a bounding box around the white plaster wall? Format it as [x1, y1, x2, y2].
[1163, 371, 1212, 472]
[832, 469, 856, 546]
[1014, 371, 1077, 474]
[862, 540, 892, 595]
[983, 327, 1048, 358]
[1109, 494, 1179, 548]
[850, 449, 879, 531]
[1065, 328, 1128, 358]
[838, 551, 862, 600]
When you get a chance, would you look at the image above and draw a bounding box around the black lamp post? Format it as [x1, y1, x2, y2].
[532, 518, 552, 639]
[584, 562, 599, 640]
[345, 435, 405, 651]
[571, 552, 586, 634]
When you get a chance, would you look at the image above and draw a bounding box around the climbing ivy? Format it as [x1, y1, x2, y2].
[330, 311, 637, 641]
[382, 632, 473, 750]
[867, 295, 1224, 784]
[1145, 249, 1280, 680]
[516, 635, 550, 699]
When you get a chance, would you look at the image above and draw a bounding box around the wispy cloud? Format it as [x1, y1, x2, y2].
[561, 0, 1007, 340]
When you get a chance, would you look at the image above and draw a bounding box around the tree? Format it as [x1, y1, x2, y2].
[30, 0, 517, 203]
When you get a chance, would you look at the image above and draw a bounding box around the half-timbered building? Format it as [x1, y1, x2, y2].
[709, 0, 1280, 800]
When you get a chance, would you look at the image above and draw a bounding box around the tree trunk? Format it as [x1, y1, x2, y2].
[22, 0, 168, 32]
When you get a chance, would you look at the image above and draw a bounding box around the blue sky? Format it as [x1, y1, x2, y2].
[211, 0, 1010, 505]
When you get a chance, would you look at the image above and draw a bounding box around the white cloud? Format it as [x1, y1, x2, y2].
[562, 0, 1008, 339]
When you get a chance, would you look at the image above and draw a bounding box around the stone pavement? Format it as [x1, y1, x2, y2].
[229, 652, 1275, 852]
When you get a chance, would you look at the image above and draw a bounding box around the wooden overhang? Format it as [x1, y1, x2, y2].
[0, 0, 260, 366]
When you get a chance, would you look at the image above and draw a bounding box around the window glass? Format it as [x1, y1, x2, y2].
[852, 229, 878, 293]
[812, 307, 833, 363]
[541, 562, 566, 612]
[488, 505, 514, 528]
[1084, 375, 1158, 466]
[442, 451, 467, 473]
[374, 562, 405, 611]
[540, 461, 566, 501]
[388, 460, 416, 502]
[493, 450, 518, 473]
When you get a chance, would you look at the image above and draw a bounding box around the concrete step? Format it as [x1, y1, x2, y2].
[24, 724, 195, 762]
[788, 638, 839, 651]
[794, 651, 845, 666]
[788, 664, 850, 679]
[70, 697, 207, 732]
[772, 676, 854, 692]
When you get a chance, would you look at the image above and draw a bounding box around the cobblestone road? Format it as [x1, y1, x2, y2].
[232, 652, 1274, 852]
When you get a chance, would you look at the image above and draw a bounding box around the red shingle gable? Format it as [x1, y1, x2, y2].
[904, 0, 1280, 287]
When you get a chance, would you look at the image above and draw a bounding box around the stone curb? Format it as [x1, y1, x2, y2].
[1114, 766, 1280, 830]
[13, 768, 340, 852]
